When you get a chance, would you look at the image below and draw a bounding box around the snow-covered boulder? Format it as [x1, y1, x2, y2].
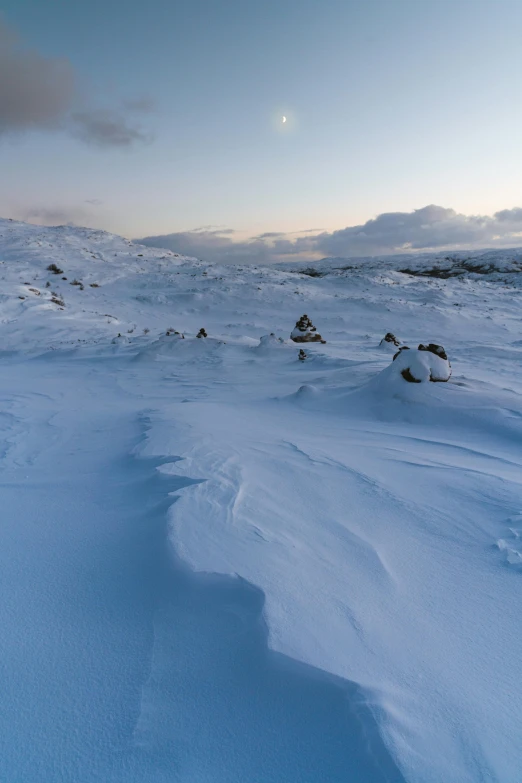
[392, 344, 451, 383]
[254, 333, 288, 355]
[418, 343, 448, 362]
[290, 314, 326, 343]
[258, 333, 285, 348]
[111, 333, 130, 345]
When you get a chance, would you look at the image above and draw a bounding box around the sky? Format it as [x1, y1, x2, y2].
[1, 0, 522, 262]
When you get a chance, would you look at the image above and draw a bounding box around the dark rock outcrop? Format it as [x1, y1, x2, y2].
[380, 332, 401, 347]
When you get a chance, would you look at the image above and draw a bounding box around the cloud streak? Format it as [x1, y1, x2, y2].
[0, 18, 152, 147]
[71, 110, 151, 147]
[139, 205, 522, 264]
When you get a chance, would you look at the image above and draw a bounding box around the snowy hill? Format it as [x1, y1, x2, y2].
[283, 246, 522, 281]
[1, 219, 522, 783]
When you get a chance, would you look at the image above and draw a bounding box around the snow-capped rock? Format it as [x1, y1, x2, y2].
[290, 314, 326, 343]
[392, 344, 451, 382]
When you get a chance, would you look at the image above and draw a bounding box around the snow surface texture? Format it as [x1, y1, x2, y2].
[1, 218, 522, 783]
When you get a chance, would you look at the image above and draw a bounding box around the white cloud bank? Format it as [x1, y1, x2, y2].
[139, 205, 522, 264]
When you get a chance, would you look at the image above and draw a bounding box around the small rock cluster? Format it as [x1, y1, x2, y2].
[291, 315, 326, 343]
[197, 328, 207, 338]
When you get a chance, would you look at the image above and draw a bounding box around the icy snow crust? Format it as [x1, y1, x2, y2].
[1, 218, 522, 782]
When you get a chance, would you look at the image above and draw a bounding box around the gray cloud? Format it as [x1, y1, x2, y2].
[6, 199, 113, 228]
[139, 205, 522, 265]
[18, 205, 89, 226]
[122, 95, 155, 113]
[0, 19, 75, 133]
[140, 229, 251, 261]
[494, 207, 522, 223]
[139, 227, 317, 264]
[313, 205, 495, 257]
[0, 18, 152, 147]
[71, 110, 151, 147]
[190, 226, 236, 235]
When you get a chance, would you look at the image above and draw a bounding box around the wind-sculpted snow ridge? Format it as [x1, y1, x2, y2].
[0, 354, 404, 783]
[141, 383, 522, 783]
[1, 218, 522, 783]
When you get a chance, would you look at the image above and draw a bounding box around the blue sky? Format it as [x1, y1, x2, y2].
[1, 0, 522, 260]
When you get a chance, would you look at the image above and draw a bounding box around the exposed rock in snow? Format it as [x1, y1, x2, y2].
[290, 314, 326, 343]
[197, 328, 208, 338]
[392, 344, 451, 382]
[47, 263, 63, 275]
[379, 332, 401, 349]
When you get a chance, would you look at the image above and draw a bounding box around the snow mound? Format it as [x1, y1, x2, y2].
[294, 383, 320, 399]
[134, 333, 226, 362]
[391, 345, 451, 383]
[255, 333, 287, 353]
[111, 333, 130, 345]
[497, 537, 522, 566]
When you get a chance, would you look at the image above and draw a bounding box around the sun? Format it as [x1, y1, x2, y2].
[282, 116, 287, 123]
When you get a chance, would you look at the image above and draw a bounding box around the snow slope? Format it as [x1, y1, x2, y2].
[1, 218, 522, 782]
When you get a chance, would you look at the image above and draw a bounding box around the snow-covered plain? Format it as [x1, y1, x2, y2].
[1, 218, 522, 783]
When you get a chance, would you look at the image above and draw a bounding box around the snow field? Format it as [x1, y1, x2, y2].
[1, 219, 522, 782]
